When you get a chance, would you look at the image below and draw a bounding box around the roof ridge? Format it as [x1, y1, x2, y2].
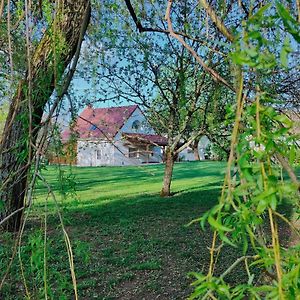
[87, 104, 138, 110]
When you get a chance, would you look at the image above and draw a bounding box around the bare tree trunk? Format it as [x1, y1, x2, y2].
[193, 137, 200, 160]
[0, 0, 91, 232]
[160, 147, 175, 197]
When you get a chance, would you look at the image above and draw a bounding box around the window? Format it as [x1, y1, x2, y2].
[131, 120, 140, 131]
[90, 124, 97, 130]
[96, 150, 101, 159]
[129, 147, 138, 158]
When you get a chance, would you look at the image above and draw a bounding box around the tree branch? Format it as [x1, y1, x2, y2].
[275, 153, 300, 191]
[198, 0, 234, 42]
[0, 206, 24, 227]
[123, 0, 224, 55]
[164, 0, 235, 92]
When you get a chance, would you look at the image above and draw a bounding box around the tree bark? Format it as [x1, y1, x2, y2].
[0, 0, 91, 231]
[193, 137, 200, 160]
[160, 147, 175, 197]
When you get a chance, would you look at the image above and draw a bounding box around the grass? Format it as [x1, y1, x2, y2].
[1, 161, 250, 299]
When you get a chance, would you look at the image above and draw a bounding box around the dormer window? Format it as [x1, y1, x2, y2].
[132, 120, 141, 131]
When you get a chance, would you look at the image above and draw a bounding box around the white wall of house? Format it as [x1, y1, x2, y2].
[114, 107, 154, 141]
[179, 147, 195, 161]
[199, 135, 211, 160]
[77, 140, 115, 166]
[113, 140, 141, 166]
[112, 141, 163, 166]
[153, 146, 163, 161]
[111, 107, 162, 166]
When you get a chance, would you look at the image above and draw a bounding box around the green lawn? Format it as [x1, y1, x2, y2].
[34, 160, 227, 208]
[1, 161, 249, 300]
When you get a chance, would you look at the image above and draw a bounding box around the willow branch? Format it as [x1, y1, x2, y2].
[202, 255, 259, 300]
[297, 0, 300, 23]
[0, 206, 25, 227]
[275, 153, 300, 191]
[7, 0, 13, 77]
[198, 0, 234, 42]
[0, 0, 4, 20]
[124, 0, 195, 38]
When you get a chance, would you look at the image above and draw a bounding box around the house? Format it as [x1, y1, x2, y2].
[61, 105, 171, 166]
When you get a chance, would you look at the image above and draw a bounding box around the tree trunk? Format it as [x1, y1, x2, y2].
[193, 137, 200, 160]
[0, 0, 91, 232]
[160, 148, 175, 197]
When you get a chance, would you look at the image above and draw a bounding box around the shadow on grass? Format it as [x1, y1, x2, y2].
[30, 187, 250, 300]
[6, 185, 294, 300]
[35, 161, 226, 197]
[33, 180, 222, 217]
[3, 162, 296, 299]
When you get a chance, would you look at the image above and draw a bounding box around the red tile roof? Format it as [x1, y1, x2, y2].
[122, 133, 168, 146]
[62, 105, 138, 141]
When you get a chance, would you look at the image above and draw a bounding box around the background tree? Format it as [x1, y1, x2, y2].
[88, 0, 235, 196]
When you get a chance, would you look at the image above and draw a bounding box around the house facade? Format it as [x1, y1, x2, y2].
[62, 105, 171, 166]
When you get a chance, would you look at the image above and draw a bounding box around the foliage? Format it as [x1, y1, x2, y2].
[184, 2, 300, 299]
[0, 229, 90, 299]
[206, 143, 228, 161]
[0, 101, 9, 136]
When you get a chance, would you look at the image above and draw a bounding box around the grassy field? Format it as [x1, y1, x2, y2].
[1, 161, 251, 299]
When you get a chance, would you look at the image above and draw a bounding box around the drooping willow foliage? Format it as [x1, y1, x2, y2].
[181, 2, 300, 299]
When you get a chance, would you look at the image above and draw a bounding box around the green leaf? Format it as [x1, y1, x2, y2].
[274, 114, 293, 128]
[256, 198, 268, 214]
[280, 36, 291, 67]
[289, 144, 296, 164]
[242, 234, 249, 254]
[270, 194, 277, 211]
[280, 47, 288, 67]
[208, 215, 233, 232]
[218, 284, 231, 297]
[200, 210, 210, 230]
[256, 187, 277, 201]
[188, 272, 206, 285]
[0, 200, 4, 212]
[249, 3, 271, 23]
[276, 2, 300, 43]
[219, 232, 237, 248]
[247, 31, 262, 41]
[238, 154, 251, 169]
[230, 51, 249, 65]
[245, 46, 258, 58]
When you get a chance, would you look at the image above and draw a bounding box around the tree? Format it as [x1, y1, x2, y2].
[88, 0, 234, 196]
[0, 0, 91, 231]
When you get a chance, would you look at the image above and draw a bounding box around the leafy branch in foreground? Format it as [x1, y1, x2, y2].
[162, 1, 300, 299]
